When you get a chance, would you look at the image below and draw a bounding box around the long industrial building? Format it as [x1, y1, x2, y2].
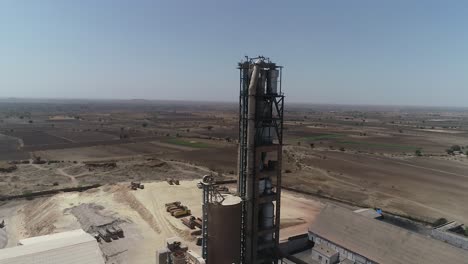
[304, 205, 468, 264]
[0, 229, 105, 264]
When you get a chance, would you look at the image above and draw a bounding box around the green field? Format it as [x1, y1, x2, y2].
[165, 138, 211, 148]
[301, 133, 343, 141]
[299, 133, 418, 151]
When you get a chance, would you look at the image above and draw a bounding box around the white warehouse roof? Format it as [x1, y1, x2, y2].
[309, 205, 468, 264]
[0, 229, 105, 264]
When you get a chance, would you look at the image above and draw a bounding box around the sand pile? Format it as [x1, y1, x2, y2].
[22, 197, 60, 236]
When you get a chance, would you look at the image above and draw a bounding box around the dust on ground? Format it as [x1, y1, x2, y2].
[0, 180, 323, 264]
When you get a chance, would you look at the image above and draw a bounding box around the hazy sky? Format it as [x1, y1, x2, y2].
[1, 1, 468, 107]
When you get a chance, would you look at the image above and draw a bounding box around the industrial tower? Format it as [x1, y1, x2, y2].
[238, 56, 284, 264]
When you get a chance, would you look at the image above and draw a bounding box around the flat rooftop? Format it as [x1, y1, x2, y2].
[309, 205, 468, 264]
[0, 229, 105, 264]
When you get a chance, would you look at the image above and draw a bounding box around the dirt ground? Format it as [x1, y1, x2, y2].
[282, 146, 468, 223]
[1, 100, 468, 228]
[0, 180, 323, 264]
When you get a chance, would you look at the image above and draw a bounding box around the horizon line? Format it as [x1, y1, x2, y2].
[0, 96, 467, 109]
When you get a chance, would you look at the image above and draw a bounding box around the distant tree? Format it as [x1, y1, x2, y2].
[398, 129, 403, 133]
[186, 129, 190, 132]
[446, 149, 454, 155]
[433, 218, 448, 227]
[415, 149, 422, 157]
[142, 122, 148, 128]
[339, 147, 345, 152]
[19, 116, 24, 119]
[28, 120, 33, 123]
[310, 143, 314, 149]
[451, 145, 461, 152]
[297, 142, 301, 146]
[206, 125, 213, 131]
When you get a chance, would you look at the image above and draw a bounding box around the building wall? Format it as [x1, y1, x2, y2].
[309, 233, 377, 264]
[279, 234, 311, 256]
[311, 248, 339, 264]
[431, 229, 468, 250]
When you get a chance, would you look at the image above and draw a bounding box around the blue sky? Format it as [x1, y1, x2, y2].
[1, 1, 467, 106]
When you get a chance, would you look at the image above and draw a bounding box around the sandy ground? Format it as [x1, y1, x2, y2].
[283, 146, 468, 223]
[0, 180, 323, 264]
[278, 190, 324, 240]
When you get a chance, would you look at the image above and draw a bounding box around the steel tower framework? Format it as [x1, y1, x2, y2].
[238, 56, 284, 264]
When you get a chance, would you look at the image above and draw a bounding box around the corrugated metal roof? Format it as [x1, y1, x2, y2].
[308, 205, 468, 264]
[0, 229, 105, 264]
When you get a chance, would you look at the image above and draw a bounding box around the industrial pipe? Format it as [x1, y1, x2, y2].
[246, 63, 260, 200]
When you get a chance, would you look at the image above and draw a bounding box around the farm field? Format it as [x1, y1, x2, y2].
[0, 99, 467, 227]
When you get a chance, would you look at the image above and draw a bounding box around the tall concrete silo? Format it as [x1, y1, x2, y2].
[206, 195, 242, 264]
[199, 175, 242, 264]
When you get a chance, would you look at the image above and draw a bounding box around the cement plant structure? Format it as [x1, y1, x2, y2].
[238, 56, 284, 263]
[200, 56, 284, 264]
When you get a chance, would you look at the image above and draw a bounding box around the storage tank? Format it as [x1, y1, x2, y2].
[269, 69, 279, 94]
[206, 194, 242, 264]
[261, 202, 274, 242]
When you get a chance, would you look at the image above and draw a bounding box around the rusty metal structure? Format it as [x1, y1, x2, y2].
[199, 175, 242, 264]
[238, 56, 284, 263]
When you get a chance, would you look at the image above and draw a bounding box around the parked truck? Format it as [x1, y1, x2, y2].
[130, 182, 144, 190]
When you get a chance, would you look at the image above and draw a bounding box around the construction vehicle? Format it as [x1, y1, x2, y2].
[107, 228, 119, 240]
[166, 205, 181, 213]
[130, 182, 144, 190]
[196, 237, 202, 246]
[193, 217, 202, 229]
[165, 201, 181, 207]
[112, 225, 124, 238]
[98, 228, 112, 243]
[181, 217, 196, 229]
[181, 216, 203, 229]
[171, 206, 191, 218]
[106, 225, 124, 239]
[166, 178, 174, 185]
[165, 201, 191, 217]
